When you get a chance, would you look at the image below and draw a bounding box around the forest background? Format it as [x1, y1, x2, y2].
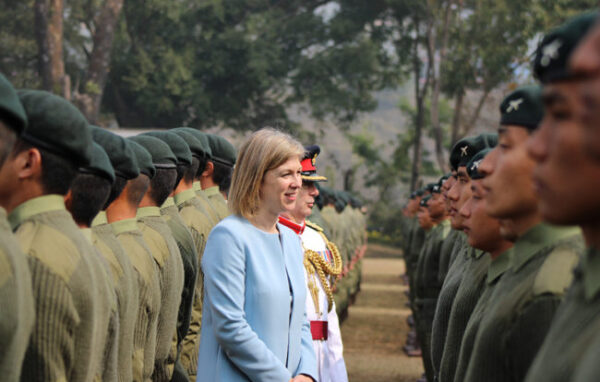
[1, 0, 596, 242]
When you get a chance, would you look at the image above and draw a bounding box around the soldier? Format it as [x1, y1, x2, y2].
[141, 131, 199, 382]
[65, 141, 120, 381]
[170, 129, 216, 381]
[460, 85, 583, 382]
[107, 139, 161, 381]
[430, 134, 496, 379]
[174, 128, 221, 224]
[89, 125, 141, 382]
[202, 134, 236, 218]
[437, 148, 512, 382]
[2, 89, 102, 381]
[127, 135, 185, 382]
[522, 13, 600, 381]
[278, 145, 348, 382]
[0, 74, 34, 382]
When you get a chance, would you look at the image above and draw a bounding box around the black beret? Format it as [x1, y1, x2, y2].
[466, 148, 493, 180]
[80, 142, 115, 183]
[500, 85, 544, 130]
[142, 131, 192, 166]
[0, 73, 27, 133]
[207, 134, 236, 166]
[127, 139, 156, 178]
[18, 90, 92, 166]
[415, 189, 425, 197]
[420, 194, 432, 207]
[128, 135, 177, 169]
[173, 128, 212, 158]
[425, 183, 437, 193]
[90, 126, 140, 180]
[450, 133, 498, 171]
[533, 12, 597, 84]
[409, 191, 417, 199]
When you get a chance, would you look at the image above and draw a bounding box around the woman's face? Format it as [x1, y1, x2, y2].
[260, 156, 302, 216]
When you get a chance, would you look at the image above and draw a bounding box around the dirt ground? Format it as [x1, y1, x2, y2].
[341, 243, 424, 382]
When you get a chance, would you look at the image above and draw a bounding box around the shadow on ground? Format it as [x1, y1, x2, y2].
[341, 243, 423, 382]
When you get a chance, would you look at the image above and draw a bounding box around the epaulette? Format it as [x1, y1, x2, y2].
[532, 245, 579, 296]
[305, 220, 324, 233]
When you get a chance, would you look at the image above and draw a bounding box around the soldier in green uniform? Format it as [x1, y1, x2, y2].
[201, 134, 236, 219]
[0, 74, 34, 382]
[173, 128, 221, 224]
[437, 149, 513, 382]
[2, 89, 104, 381]
[65, 141, 120, 381]
[460, 85, 583, 382]
[522, 13, 600, 382]
[107, 139, 162, 381]
[170, 130, 218, 381]
[128, 135, 185, 382]
[141, 131, 200, 382]
[89, 125, 141, 382]
[429, 134, 496, 379]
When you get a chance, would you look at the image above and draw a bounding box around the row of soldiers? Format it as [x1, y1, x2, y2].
[308, 185, 368, 322]
[0, 74, 237, 382]
[401, 11, 600, 382]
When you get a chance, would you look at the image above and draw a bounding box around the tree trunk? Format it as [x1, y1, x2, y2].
[35, 0, 65, 95]
[459, 88, 490, 139]
[75, 0, 125, 123]
[450, 91, 464, 146]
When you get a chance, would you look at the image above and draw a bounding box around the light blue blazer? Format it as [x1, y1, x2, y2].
[197, 215, 318, 381]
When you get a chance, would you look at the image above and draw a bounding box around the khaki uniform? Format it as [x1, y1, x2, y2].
[113, 218, 162, 382]
[203, 186, 230, 220]
[174, 188, 214, 380]
[463, 224, 582, 382]
[9, 195, 103, 381]
[137, 207, 185, 382]
[91, 212, 140, 382]
[192, 182, 220, 224]
[0, 207, 34, 382]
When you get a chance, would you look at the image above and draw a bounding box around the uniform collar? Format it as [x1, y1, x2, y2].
[8, 194, 66, 230]
[204, 186, 220, 197]
[511, 223, 580, 272]
[487, 248, 513, 284]
[137, 206, 161, 218]
[174, 188, 196, 206]
[582, 247, 600, 300]
[91, 210, 108, 227]
[192, 182, 202, 192]
[111, 218, 139, 235]
[161, 197, 175, 209]
[278, 215, 305, 235]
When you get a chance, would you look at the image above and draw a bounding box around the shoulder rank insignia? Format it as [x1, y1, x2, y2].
[305, 220, 324, 232]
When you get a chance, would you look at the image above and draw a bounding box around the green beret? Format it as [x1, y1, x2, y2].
[80, 142, 115, 183]
[141, 131, 192, 166]
[533, 12, 597, 84]
[0, 74, 27, 133]
[415, 189, 425, 197]
[128, 135, 177, 171]
[425, 183, 437, 193]
[90, 126, 140, 180]
[450, 133, 497, 171]
[173, 128, 212, 158]
[466, 148, 493, 180]
[127, 139, 156, 178]
[18, 90, 92, 166]
[500, 85, 544, 130]
[420, 194, 432, 207]
[207, 134, 236, 166]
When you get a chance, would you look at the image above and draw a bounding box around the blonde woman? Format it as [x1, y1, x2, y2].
[198, 129, 317, 382]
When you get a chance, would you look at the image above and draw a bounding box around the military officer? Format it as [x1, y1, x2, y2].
[278, 145, 348, 382]
[0, 74, 34, 382]
[523, 13, 600, 382]
[461, 85, 583, 382]
[202, 134, 236, 218]
[107, 139, 162, 381]
[1, 89, 102, 381]
[128, 135, 185, 382]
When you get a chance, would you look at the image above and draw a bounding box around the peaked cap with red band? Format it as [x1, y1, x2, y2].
[301, 145, 327, 182]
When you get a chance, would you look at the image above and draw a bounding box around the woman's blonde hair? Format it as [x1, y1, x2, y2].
[229, 128, 304, 219]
